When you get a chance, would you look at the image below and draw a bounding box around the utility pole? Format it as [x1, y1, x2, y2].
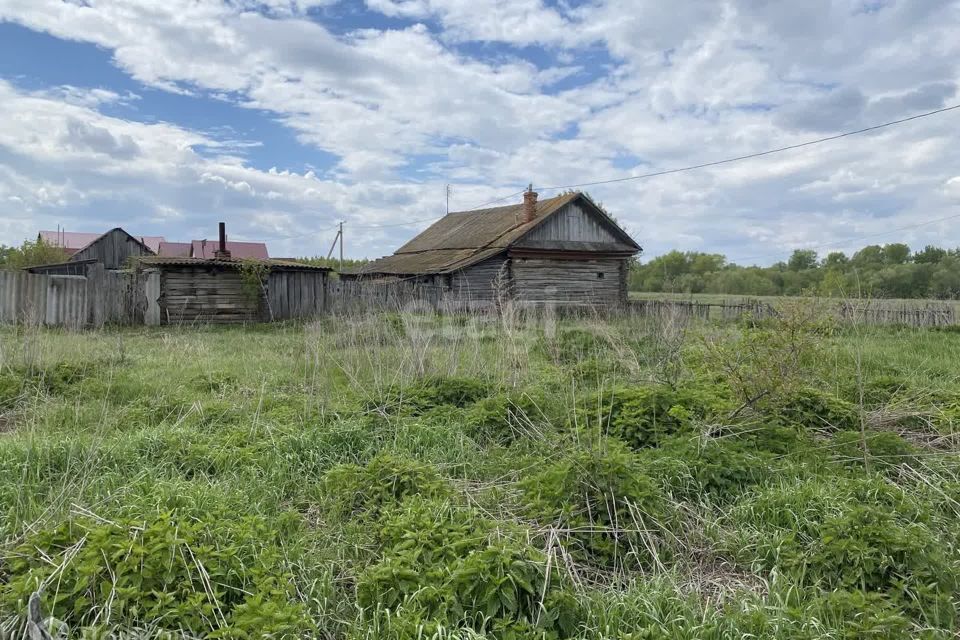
[338, 221, 343, 270]
[327, 222, 343, 262]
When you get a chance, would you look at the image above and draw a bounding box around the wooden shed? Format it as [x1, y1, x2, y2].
[137, 257, 331, 324]
[28, 228, 156, 275]
[349, 191, 641, 309]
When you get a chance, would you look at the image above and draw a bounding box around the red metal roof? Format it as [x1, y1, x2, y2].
[39, 229, 270, 261]
[40, 230, 165, 254]
[157, 241, 192, 257]
[134, 236, 165, 253]
[191, 239, 269, 260]
[39, 231, 101, 252]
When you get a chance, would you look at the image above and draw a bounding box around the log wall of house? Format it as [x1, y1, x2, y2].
[511, 258, 624, 307]
[159, 267, 267, 325]
[71, 229, 155, 269]
[449, 256, 508, 302]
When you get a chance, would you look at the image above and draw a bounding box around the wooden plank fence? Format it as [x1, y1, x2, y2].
[327, 278, 448, 315]
[2, 266, 958, 329]
[629, 298, 958, 328]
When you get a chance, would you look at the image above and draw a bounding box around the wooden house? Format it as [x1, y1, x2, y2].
[348, 190, 641, 308]
[137, 256, 331, 325]
[28, 228, 157, 275]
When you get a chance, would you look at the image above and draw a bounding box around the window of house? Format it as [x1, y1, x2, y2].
[597, 272, 605, 279]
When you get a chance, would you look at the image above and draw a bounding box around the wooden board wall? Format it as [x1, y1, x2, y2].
[515, 202, 625, 246]
[159, 267, 267, 325]
[511, 258, 624, 307]
[71, 229, 154, 269]
[268, 270, 327, 320]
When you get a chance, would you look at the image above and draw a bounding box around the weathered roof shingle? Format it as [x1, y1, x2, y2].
[355, 192, 639, 276]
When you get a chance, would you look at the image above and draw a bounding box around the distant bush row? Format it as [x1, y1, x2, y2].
[631, 243, 960, 298]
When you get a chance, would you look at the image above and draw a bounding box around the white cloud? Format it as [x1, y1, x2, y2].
[365, 0, 578, 46]
[1, 0, 959, 261]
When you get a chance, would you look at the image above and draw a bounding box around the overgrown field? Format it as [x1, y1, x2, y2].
[630, 290, 960, 312]
[1, 308, 960, 638]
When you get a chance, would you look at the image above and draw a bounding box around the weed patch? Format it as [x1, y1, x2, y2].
[520, 439, 667, 569]
[1, 510, 310, 637]
[370, 376, 492, 416]
[322, 453, 452, 519]
[588, 384, 730, 450]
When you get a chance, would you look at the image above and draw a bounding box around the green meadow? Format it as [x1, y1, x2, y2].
[1, 308, 959, 638]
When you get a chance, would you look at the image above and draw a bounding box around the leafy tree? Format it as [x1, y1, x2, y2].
[0, 238, 69, 270]
[689, 253, 725, 275]
[851, 245, 885, 268]
[914, 245, 948, 264]
[822, 251, 849, 269]
[787, 249, 818, 272]
[882, 243, 911, 265]
[930, 257, 960, 298]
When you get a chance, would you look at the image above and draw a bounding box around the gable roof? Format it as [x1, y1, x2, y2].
[71, 227, 157, 260]
[40, 230, 165, 255]
[191, 240, 269, 260]
[355, 192, 640, 276]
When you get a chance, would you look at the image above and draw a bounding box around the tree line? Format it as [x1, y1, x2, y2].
[630, 243, 960, 299]
[0, 238, 69, 270]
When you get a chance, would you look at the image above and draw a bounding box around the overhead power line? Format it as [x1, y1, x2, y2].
[533, 103, 960, 193]
[281, 101, 960, 237]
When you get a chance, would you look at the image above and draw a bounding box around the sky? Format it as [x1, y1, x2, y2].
[0, 0, 958, 264]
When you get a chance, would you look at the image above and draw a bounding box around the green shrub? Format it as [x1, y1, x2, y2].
[371, 376, 492, 416]
[322, 453, 451, 519]
[728, 589, 913, 640]
[729, 480, 956, 628]
[538, 327, 612, 365]
[722, 476, 932, 580]
[862, 375, 911, 407]
[1, 511, 310, 637]
[641, 434, 774, 503]
[520, 439, 666, 569]
[791, 505, 957, 624]
[0, 361, 92, 406]
[0, 371, 29, 408]
[590, 385, 730, 450]
[776, 388, 859, 431]
[356, 498, 580, 639]
[464, 390, 547, 444]
[829, 430, 918, 471]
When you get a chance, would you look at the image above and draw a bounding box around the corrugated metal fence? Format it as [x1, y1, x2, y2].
[0, 271, 88, 328]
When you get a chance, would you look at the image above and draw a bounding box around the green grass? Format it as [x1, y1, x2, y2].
[630, 289, 960, 311]
[0, 312, 958, 638]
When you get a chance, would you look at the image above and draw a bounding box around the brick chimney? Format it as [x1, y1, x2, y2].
[214, 222, 232, 259]
[522, 184, 538, 223]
